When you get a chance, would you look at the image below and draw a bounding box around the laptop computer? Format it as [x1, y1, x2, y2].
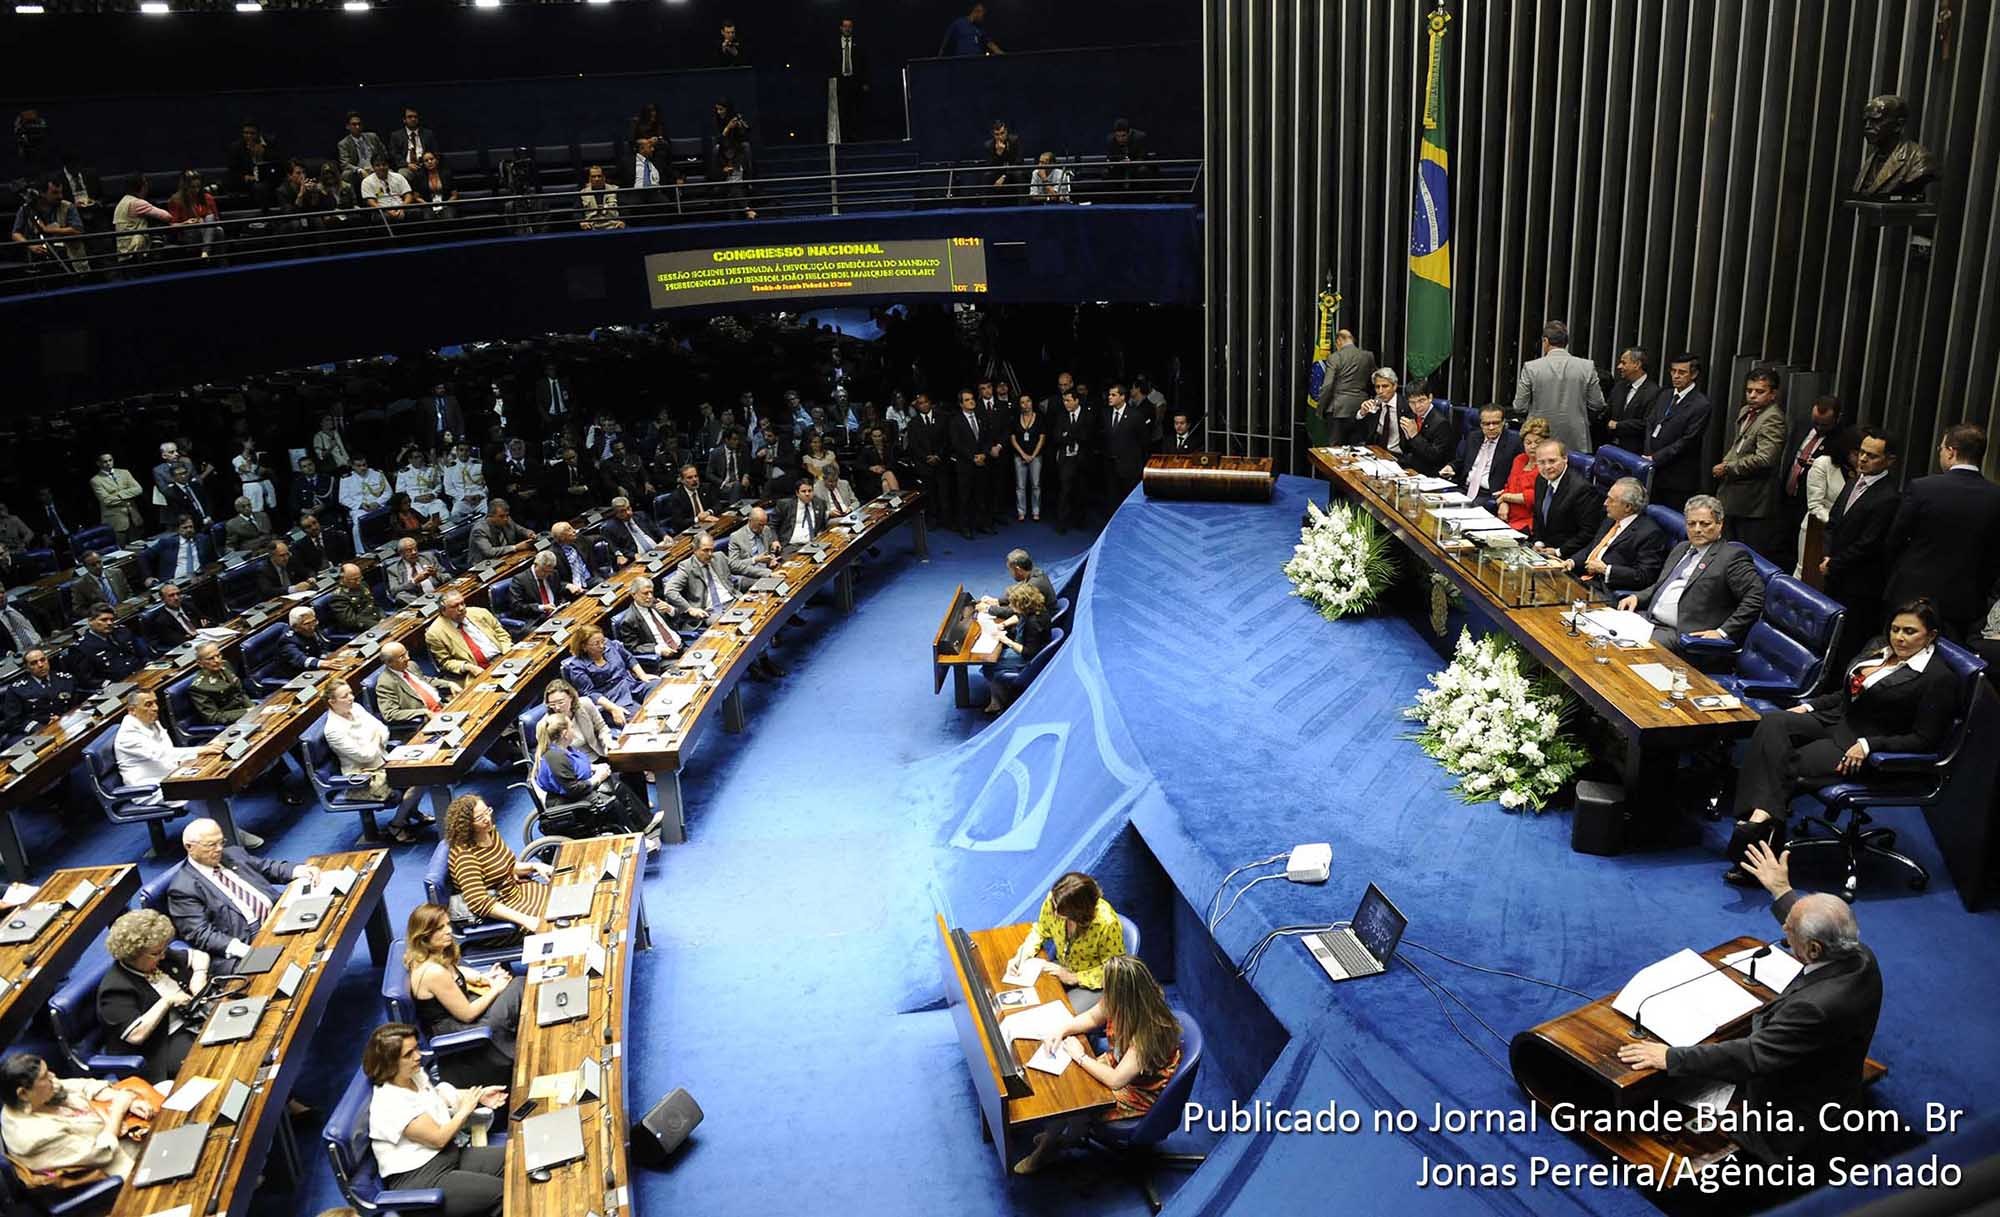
[1301, 884, 1408, 983]
[535, 975, 589, 1027]
[0, 904, 58, 945]
[520, 1105, 586, 1173]
[544, 882, 595, 922]
[199, 995, 269, 1045]
[131, 1121, 210, 1188]
[271, 893, 333, 934]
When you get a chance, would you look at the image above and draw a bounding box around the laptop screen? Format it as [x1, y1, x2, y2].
[1351, 884, 1408, 966]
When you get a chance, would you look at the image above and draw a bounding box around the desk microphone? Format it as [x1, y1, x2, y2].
[1629, 961, 1726, 1039]
[1745, 944, 1773, 987]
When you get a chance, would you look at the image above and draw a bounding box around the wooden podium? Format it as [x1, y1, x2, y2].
[1509, 937, 1887, 1183]
[1142, 453, 1275, 501]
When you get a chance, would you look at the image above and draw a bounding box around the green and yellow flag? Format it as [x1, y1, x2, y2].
[1406, 5, 1453, 380]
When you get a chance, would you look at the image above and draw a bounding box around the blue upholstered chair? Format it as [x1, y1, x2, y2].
[1565, 451, 1596, 483]
[355, 507, 396, 551]
[297, 717, 406, 840]
[1587, 444, 1654, 495]
[162, 671, 228, 747]
[423, 839, 529, 964]
[990, 625, 1065, 703]
[48, 955, 147, 1078]
[14, 548, 59, 582]
[1646, 504, 1686, 544]
[241, 620, 292, 691]
[438, 517, 475, 565]
[1714, 577, 1846, 713]
[68, 525, 116, 557]
[322, 1070, 453, 1217]
[81, 732, 182, 857]
[487, 577, 535, 638]
[137, 862, 180, 911]
[1674, 549, 1785, 669]
[1083, 1009, 1207, 1213]
[219, 564, 265, 613]
[380, 937, 498, 1074]
[312, 587, 356, 644]
[1786, 640, 1988, 901]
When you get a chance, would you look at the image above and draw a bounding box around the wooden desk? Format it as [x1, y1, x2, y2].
[160, 549, 539, 815]
[1142, 453, 1276, 501]
[0, 864, 140, 1045]
[608, 494, 923, 838]
[937, 915, 1113, 1173]
[932, 584, 981, 707]
[109, 848, 392, 1217]
[505, 834, 648, 1216]
[1311, 446, 1760, 816]
[387, 514, 741, 791]
[1509, 936, 1887, 1183]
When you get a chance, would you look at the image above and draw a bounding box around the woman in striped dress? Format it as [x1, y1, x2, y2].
[443, 794, 549, 937]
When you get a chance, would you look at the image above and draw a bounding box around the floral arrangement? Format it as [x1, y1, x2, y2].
[1282, 500, 1395, 620]
[1405, 629, 1589, 811]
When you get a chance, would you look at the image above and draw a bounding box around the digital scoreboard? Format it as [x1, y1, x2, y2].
[644, 237, 989, 308]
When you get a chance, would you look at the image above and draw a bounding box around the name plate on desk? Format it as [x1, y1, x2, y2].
[736, 619, 756, 637]
[390, 743, 441, 762]
[715, 608, 751, 625]
[224, 739, 254, 761]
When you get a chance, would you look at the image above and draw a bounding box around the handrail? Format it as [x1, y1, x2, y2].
[1, 156, 1201, 295]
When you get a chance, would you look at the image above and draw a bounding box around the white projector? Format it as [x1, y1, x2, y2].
[1285, 843, 1332, 884]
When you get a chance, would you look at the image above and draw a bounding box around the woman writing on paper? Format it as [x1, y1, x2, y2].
[1008, 871, 1126, 1013]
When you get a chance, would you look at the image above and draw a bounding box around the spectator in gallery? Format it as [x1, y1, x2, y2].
[336, 111, 388, 188]
[361, 155, 415, 220]
[410, 151, 458, 219]
[630, 103, 666, 147]
[710, 99, 752, 177]
[715, 153, 755, 220]
[1105, 118, 1152, 191]
[165, 170, 221, 258]
[717, 17, 748, 67]
[983, 120, 1023, 202]
[579, 165, 623, 230]
[941, 1, 1001, 56]
[1028, 152, 1071, 203]
[226, 121, 281, 208]
[11, 177, 84, 266]
[233, 439, 277, 514]
[388, 106, 437, 176]
[113, 173, 177, 261]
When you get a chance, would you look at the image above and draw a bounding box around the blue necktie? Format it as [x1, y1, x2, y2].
[564, 547, 587, 586]
[180, 541, 197, 578]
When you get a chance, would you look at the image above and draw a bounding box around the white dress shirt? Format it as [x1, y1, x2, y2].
[114, 716, 199, 805]
[1649, 543, 1709, 629]
[789, 506, 814, 544]
[323, 705, 392, 773]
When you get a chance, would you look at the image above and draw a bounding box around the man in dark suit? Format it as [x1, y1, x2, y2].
[0, 591, 44, 658]
[253, 540, 313, 599]
[73, 604, 151, 686]
[830, 17, 870, 140]
[1160, 411, 1202, 454]
[417, 383, 466, 449]
[902, 394, 949, 527]
[1640, 353, 1714, 511]
[1397, 380, 1456, 477]
[771, 479, 826, 552]
[507, 553, 565, 627]
[161, 467, 214, 528]
[947, 392, 995, 537]
[601, 497, 664, 566]
[544, 446, 596, 521]
[1, 648, 80, 727]
[661, 465, 718, 532]
[271, 605, 333, 677]
[1603, 347, 1665, 452]
[1100, 383, 1151, 511]
[1819, 427, 1901, 651]
[1048, 388, 1094, 534]
[1439, 405, 1523, 507]
[387, 107, 437, 176]
[167, 817, 318, 970]
[1884, 422, 2000, 640]
[67, 550, 132, 620]
[1562, 477, 1670, 595]
[531, 362, 574, 426]
[1527, 439, 1604, 559]
[705, 430, 756, 500]
[1356, 369, 1410, 456]
[148, 516, 217, 586]
[293, 514, 336, 574]
[1619, 843, 1881, 1168]
[1315, 330, 1376, 446]
[614, 581, 682, 663]
[146, 582, 209, 649]
[1618, 495, 1767, 653]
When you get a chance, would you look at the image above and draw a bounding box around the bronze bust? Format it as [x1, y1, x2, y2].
[1852, 94, 1936, 197]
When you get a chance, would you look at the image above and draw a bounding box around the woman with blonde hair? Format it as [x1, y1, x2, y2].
[403, 904, 520, 1088]
[532, 713, 659, 847]
[1013, 955, 1183, 1174]
[94, 909, 209, 1083]
[1494, 415, 1551, 532]
[980, 581, 1052, 714]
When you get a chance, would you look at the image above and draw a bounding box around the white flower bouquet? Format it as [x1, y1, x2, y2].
[1404, 629, 1589, 812]
[1282, 500, 1394, 620]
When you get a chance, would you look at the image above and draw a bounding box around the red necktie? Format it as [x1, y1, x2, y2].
[1787, 432, 1822, 495]
[458, 625, 489, 667]
[403, 670, 441, 712]
[539, 579, 552, 606]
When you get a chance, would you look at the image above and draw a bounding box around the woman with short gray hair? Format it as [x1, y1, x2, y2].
[95, 909, 209, 1083]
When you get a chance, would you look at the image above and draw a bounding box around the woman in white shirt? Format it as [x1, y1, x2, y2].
[1793, 432, 1853, 578]
[363, 1024, 505, 1217]
[322, 680, 428, 843]
[233, 439, 277, 513]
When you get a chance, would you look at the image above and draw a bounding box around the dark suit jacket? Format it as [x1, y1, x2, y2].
[73, 626, 151, 685]
[1530, 473, 1604, 557]
[146, 533, 217, 583]
[946, 410, 991, 470]
[1050, 407, 1097, 461]
[1639, 387, 1713, 493]
[387, 126, 438, 168]
[614, 601, 681, 658]
[661, 483, 716, 532]
[165, 849, 298, 960]
[68, 569, 132, 619]
[1667, 891, 1881, 1165]
[770, 497, 826, 550]
[1101, 406, 1151, 480]
[292, 532, 334, 574]
[1634, 540, 1766, 641]
[1803, 641, 1959, 755]
[146, 603, 208, 650]
[161, 482, 214, 526]
[903, 413, 948, 469]
[1, 673, 81, 727]
[1451, 429, 1524, 501]
[1884, 467, 2000, 627]
[1357, 393, 1411, 451]
[1821, 480, 1901, 611]
[548, 541, 604, 589]
[95, 950, 201, 1082]
[253, 558, 303, 599]
[507, 568, 564, 618]
[1606, 378, 1666, 451]
[1400, 407, 1456, 477]
[273, 626, 332, 676]
[1574, 512, 1670, 593]
[601, 514, 664, 562]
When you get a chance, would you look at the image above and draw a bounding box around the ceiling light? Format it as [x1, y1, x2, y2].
[236, 2, 263, 10]
[15, 3, 47, 11]
[140, 2, 171, 12]
[343, 1, 369, 10]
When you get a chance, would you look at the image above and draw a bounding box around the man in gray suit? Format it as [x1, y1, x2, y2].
[67, 550, 132, 620]
[660, 532, 783, 678]
[1617, 496, 1766, 656]
[1712, 366, 1789, 560]
[1511, 320, 1605, 455]
[468, 499, 537, 562]
[385, 536, 449, 601]
[727, 506, 781, 569]
[1315, 329, 1375, 446]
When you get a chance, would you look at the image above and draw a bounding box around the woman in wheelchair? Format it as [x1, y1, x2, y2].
[531, 713, 661, 849]
[1013, 955, 1183, 1175]
[1725, 597, 1958, 886]
[403, 904, 521, 1088]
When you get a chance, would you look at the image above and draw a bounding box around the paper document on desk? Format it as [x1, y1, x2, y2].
[196, 628, 239, 643]
[1723, 943, 1804, 992]
[1630, 662, 1676, 692]
[1611, 948, 1759, 1046]
[1355, 457, 1404, 479]
[0, 882, 38, 907]
[161, 1077, 217, 1112]
[1582, 610, 1657, 645]
[1026, 1040, 1073, 1076]
[523, 927, 593, 963]
[998, 1001, 1073, 1044]
[1002, 956, 1054, 987]
[528, 1071, 580, 1105]
[970, 615, 1006, 661]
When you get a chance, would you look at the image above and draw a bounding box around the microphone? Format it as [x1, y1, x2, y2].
[1629, 960, 1727, 1039]
[1746, 944, 1773, 987]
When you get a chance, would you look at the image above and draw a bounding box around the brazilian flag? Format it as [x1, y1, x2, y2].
[1406, 5, 1453, 379]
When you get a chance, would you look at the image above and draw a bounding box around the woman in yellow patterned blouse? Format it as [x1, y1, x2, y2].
[1009, 871, 1127, 1013]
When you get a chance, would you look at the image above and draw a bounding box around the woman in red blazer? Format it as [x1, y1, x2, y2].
[1493, 416, 1550, 532]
